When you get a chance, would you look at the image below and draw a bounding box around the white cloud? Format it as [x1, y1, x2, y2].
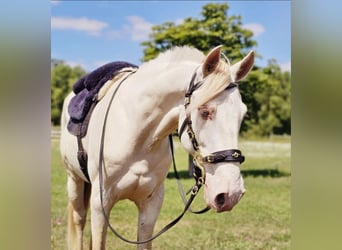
[106, 15, 152, 41]
[280, 61, 291, 72]
[51, 15, 152, 41]
[124, 16, 153, 41]
[243, 23, 265, 37]
[51, 16, 108, 36]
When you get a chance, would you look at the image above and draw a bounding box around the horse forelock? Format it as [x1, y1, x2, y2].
[187, 59, 232, 113]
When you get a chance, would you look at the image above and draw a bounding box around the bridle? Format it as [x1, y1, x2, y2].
[178, 67, 245, 186]
[98, 60, 246, 245]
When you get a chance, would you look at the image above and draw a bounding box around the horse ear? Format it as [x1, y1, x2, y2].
[202, 45, 222, 77]
[230, 51, 254, 82]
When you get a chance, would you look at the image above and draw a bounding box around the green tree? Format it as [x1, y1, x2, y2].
[241, 60, 291, 136]
[141, 3, 257, 63]
[51, 63, 86, 125]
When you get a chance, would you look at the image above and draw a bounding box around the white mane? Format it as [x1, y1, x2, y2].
[139, 46, 205, 70]
[137, 46, 233, 112]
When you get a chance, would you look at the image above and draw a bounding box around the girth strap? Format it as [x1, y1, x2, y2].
[76, 135, 91, 182]
[73, 98, 98, 183]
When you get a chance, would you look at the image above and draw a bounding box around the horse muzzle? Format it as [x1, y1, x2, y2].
[211, 190, 245, 212]
[204, 171, 246, 213]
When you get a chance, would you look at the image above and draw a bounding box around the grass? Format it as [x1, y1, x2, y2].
[51, 136, 290, 249]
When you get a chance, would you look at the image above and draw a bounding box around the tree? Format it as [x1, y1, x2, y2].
[141, 3, 257, 63]
[240, 60, 291, 136]
[51, 63, 86, 125]
[259, 60, 291, 136]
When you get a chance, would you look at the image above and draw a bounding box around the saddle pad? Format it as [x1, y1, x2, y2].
[67, 61, 138, 137]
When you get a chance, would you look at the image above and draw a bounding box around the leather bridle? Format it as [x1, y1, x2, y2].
[178, 68, 245, 185]
[98, 62, 246, 245]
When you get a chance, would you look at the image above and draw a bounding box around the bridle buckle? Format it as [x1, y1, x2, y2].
[184, 96, 190, 106]
[187, 128, 195, 140]
[205, 154, 214, 163]
[193, 152, 204, 166]
[232, 151, 240, 158]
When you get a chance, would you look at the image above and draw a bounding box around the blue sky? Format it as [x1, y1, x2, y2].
[51, 1, 291, 72]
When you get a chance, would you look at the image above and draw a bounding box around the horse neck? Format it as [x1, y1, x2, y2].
[127, 62, 198, 148]
[146, 63, 197, 97]
[134, 62, 198, 108]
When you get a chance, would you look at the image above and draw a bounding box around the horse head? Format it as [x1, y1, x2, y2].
[178, 45, 254, 212]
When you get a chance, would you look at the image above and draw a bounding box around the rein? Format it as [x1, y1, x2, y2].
[97, 62, 246, 245]
[98, 70, 205, 245]
[169, 134, 211, 214]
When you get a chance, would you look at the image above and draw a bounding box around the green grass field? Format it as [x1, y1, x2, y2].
[51, 136, 290, 249]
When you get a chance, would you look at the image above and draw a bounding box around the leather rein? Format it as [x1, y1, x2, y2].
[97, 69, 207, 245]
[97, 65, 245, 245]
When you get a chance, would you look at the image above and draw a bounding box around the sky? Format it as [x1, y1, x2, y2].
[51, 1, 291, 72]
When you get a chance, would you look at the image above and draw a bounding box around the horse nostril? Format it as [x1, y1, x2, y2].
[215, 193, 226, 207]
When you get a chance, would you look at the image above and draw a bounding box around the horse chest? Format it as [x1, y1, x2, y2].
[113, 158, 169, 201]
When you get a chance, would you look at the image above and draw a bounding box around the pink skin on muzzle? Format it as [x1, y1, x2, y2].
[203, 164, 246, 212]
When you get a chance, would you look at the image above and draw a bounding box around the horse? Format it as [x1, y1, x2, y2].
[59, 45, 254, 250]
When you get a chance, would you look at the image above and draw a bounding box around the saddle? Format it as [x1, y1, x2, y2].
[67, 61, 138, 137]
[67, 61, 138, 182]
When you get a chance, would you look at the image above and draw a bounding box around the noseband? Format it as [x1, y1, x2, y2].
[178, 68, 245, 183]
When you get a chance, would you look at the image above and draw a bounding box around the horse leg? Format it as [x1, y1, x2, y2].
[67, 175, 91, 250]
[90, 182, 114, 250]
[135, 184, 165, 250]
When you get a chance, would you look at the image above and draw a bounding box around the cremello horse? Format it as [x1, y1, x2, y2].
[60, 45, 254, 250]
